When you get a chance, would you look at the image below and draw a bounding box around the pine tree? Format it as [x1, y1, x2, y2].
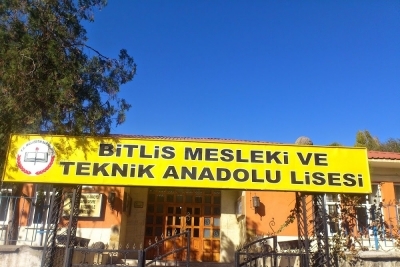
[0, 0, 136, 244]
[0, 0, 136, 172]
[355, 130, 400, 152]
[354, 130, 381, 151]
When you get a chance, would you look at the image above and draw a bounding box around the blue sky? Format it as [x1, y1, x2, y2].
[84, 1, 400, 146]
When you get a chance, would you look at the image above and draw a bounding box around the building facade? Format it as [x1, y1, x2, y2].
[1, 137, 399, 263]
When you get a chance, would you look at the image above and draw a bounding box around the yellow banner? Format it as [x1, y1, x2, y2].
[2, 134, 371, 193]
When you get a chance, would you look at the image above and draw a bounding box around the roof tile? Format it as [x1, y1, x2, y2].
[110, 134, 276, 144]
[368, 151, 400, 160]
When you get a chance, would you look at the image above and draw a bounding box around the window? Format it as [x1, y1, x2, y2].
[394, 185, 400, 224]
[32, 191, 46, 224]
[394, 185, 400, 202]
[30, 185, 52, 226]
[0, 189, 12, 243]
[324, 184, 381, 236]
[369, 184, 380, 205]
[355, 184, 380, 233]
[328, 203, 339, 233]
[0, 190, 12, 222]
[325, 194, 339, 234]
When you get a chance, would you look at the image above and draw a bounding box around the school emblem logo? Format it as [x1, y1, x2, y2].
[16, 140, 55, 175]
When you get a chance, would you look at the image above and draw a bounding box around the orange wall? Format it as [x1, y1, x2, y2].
[16, 182, 400, 238]
[17, 184, 123, 228]
[245, 191, 298, 237]
[66, 186, 124, 228]
[380, 182, 397, 225]
[380, 182, 395, 202]
[18, 184, 35, 226]
[244, 184, 400, 239]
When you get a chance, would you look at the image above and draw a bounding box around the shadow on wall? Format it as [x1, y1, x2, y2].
[255, 202, 266, 220]
[220, 232, 235, 263]
[246, 219, 262, 238]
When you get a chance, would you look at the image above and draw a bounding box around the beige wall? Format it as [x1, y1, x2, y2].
[123, 187, 148, 249]
[220, 190, 243, 263]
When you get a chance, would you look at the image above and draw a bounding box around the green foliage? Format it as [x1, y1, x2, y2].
[327, 194, 369, 265]
[355, 130, 381, 150]
[0, 0, 136, 172]
[380, 138, 400, 152]
[355, 130, 400, 152]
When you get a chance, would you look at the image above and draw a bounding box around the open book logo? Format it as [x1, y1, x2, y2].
[17, 139, 55, 175]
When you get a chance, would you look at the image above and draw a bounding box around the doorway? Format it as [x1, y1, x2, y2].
[145, 188, 221, 262]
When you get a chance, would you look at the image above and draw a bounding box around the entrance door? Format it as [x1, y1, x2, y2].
[145, 188, 221, 262]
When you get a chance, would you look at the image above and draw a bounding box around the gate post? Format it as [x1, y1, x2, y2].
[41, 187, 63, 267]
[234, 251, 240, 267]
[296, 192, 338, 267]
[138, 249, 145, 267]
[273, 236, 278, 267]
[312, 193, 334, 267]
[186, 229, 191, 267]
[63, 247, 73, 267]
[63, 186, 82, 267]
[41, 185, 82, 267]
[296, 192, 310, 267]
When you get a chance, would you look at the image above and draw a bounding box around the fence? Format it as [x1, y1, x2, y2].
[353, 202, 400, 250]
[363, 203, 400, 249]
[65, 230, 191, 267]
[3, 188, 400, 267]
[325, 199, 400, 250]
[235, 235, 308, 267]
[1, 188, 192, 267]
[0, 193, 50, 246]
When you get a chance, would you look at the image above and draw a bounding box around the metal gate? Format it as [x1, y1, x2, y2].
[296, 193, 338, 267]
[64, 230, 190, 267]
[235, 235, 307, 267]
[41, 185, 83, 267]
[235, 193, 339, 267]
[39, 185, 191, 267]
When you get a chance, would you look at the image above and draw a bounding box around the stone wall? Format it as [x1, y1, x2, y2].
[340, 251, 400, 267]
[0, 246, 42, 267]
[1, 245, 400, 267]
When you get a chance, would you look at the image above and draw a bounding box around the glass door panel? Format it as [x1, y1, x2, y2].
[145, 188, 221, 262]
